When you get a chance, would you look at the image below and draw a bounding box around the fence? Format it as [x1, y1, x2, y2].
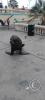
[34, 25, 45, 35]
[13, 23, 28, 32]
[0, 8, 29, 14]
[13, 24, 45, 34]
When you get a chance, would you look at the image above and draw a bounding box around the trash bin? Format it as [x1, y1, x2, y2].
[28, 25, 34, 36]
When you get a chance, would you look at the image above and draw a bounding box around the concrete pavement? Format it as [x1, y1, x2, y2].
[0, 29, 45, 100]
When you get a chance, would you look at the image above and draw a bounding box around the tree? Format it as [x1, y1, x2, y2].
[31, 0, 43, 12]
[38, 0, 42, 7]
[43, 1, 45, 10]
[8, 0, 18, 8]
[31, 1, 40, 12]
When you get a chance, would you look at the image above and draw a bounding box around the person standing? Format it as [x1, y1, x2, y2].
[7, 18, 10, 29]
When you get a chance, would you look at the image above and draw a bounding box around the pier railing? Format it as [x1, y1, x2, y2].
[14, 24, 45, 34]
[0, 8, 29, 13]
[34, 25, 45, 35]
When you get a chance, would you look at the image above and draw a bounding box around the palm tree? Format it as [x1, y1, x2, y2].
[8, 0, 18, 8]
[38, 0, 42, 7]
[31, 0, 43, 12]
[43, 1, 45, 10]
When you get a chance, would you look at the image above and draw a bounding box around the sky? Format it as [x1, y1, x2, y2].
[17, 0, 36, 8]
[0, 0, 36, 8]
[1, 0, 45, 8]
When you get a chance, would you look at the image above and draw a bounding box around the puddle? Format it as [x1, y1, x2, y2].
[5, 51, 30, 56]
[19, 80, 29, 89]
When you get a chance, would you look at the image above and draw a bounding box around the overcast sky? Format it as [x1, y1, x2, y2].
[1, 0, 45, 8]
[1, 0, 35, 8]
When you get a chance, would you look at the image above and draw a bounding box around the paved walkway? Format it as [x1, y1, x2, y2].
[0, 29, 45, 100]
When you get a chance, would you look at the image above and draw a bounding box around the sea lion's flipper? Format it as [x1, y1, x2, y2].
[5, 51, 14, 55]
[19, 51, 30, 55]
[22, 44, 25, 47]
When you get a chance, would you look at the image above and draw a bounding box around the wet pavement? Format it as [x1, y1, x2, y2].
[0, 29, 45, 100]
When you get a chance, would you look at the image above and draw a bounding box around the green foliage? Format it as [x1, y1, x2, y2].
[38, 0, 42, 7]
[31, 0, 42, 12]
[30, 0, 45, 15]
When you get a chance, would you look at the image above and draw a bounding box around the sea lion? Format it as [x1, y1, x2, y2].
[10, 35, 24, 55]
